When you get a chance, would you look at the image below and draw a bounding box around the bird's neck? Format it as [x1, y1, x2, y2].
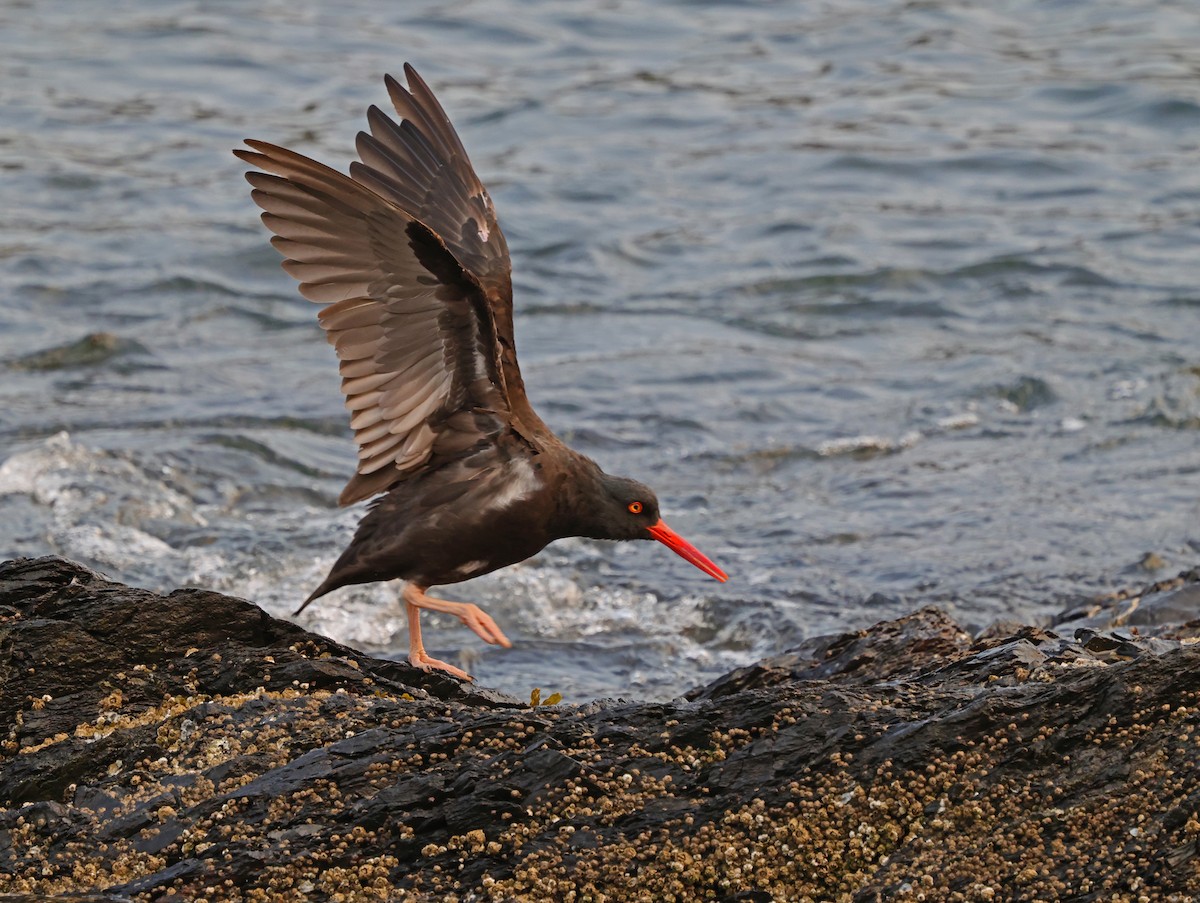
[548, 452, 612, 540]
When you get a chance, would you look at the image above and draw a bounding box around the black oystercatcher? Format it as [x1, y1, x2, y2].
[235, 65, 727, 680]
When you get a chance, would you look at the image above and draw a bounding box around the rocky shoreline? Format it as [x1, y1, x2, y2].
[2, 556, 1200, 901]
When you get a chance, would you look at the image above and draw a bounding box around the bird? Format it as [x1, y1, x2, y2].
[234, 64, 727, 680]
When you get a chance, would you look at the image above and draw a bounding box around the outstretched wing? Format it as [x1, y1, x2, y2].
[350, 65, 549, 435]
[352, 64, 511, 305]
[235, 138, 512, 506]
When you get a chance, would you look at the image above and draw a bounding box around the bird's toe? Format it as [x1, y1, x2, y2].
[409, 651, 474, 682]
[459, 603, 512, 648]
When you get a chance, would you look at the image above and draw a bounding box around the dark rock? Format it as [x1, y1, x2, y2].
[2, 555, 1200, 899]
[1051, 565, 1200, 636]
[687, 606, 971, 700]
[1130, 583, 1200, 631]
[7, 332, 145, 372]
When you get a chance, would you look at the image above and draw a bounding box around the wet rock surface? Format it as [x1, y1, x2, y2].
[2, 556, 1200, 901]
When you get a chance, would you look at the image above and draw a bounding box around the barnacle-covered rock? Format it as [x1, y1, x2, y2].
[2, 556, 1199, 901]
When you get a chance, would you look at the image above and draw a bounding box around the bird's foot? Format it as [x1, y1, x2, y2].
[451, 602, 512, 648]
[409, 649, 474, 682]
[402, 584, 511, 682]
[402, 585, 512, 648]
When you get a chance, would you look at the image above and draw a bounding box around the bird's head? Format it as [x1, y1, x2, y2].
[589, 474, 728, 582]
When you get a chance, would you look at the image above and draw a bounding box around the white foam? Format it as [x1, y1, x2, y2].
[817, 431, 920, 457]
[0, 431, 90, 501]
[0, 432, 196, 521]
[58, 523, 176, 571]
[937, 411, 980, 430]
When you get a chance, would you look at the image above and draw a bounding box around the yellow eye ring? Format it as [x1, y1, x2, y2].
[628, 501, 643, 515]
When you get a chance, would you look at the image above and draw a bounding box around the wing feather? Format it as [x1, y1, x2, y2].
[341, 371, 394, 395]
[348, 406, 384, 431]
[236, 66, 555, 506]
[349, 66, 511, 307]
[237, 149, 510, 505]
[319, 300, 381, 333]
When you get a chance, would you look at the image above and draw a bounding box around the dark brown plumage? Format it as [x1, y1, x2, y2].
[236, 64, 726, 680]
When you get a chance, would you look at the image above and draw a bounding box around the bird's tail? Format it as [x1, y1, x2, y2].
[295, 544, 373, 615]
[294, 581, 331, 616]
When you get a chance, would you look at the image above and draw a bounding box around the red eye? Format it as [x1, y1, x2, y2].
[628, 501, 643, 515]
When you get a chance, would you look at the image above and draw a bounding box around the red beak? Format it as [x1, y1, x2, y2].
[646, 519, 728, 583]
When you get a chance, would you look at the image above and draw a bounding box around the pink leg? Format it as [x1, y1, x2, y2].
[403, 583, 512, 680]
